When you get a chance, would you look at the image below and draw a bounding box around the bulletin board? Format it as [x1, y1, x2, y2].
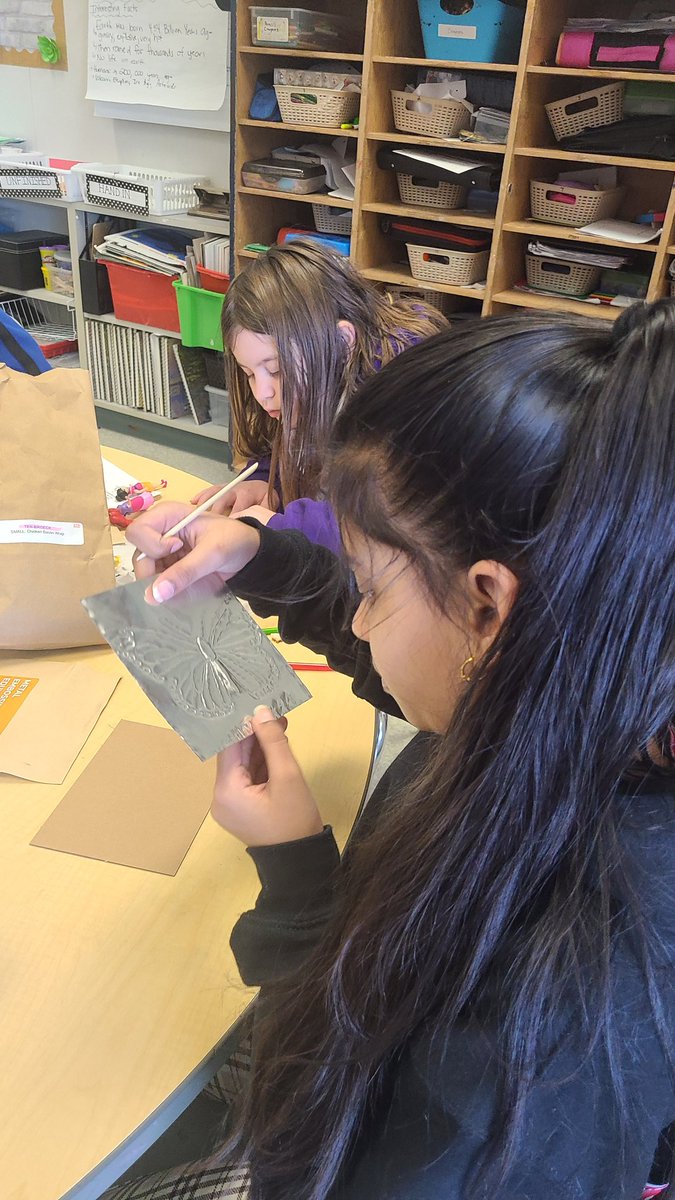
[0, 0, 68, 70]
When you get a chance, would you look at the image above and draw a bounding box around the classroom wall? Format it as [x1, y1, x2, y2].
[0, 0, 230, 188]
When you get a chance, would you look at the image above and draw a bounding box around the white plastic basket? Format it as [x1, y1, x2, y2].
[396, 173, 467, 209]
[72, 163, 205, 215]
[407, 243, 489, 286]
[312, 203, 352, 233]
[545, 82, 625, 142]
[0, 152, 49, 165]
[530, 180, 624, 227]
[525, 254, 601, 296]
[385, 283, 454, 314]
[0, 160, 82, 201]
[274, 85, 360, 127]
[391, 90, 469, 138]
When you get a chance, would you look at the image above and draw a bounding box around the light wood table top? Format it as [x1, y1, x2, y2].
[0, 448, 375, 1200]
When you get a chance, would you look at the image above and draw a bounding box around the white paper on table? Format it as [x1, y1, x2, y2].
[101, 457, 138, 507]
[578, 219, 663, 244]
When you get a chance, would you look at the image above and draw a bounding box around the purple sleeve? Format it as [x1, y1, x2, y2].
[268, 499, 341, 554]
[245, 455, 272, 485]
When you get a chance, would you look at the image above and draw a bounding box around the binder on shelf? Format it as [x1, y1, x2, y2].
[376, 148, 502, 192]
[172, 344, 212, 425]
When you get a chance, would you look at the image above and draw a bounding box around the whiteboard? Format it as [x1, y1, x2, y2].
[86, 0, 229, 111]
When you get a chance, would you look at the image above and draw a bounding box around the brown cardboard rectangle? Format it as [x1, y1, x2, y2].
[31, 721, 216, 875]
[0, 659, 120, 783]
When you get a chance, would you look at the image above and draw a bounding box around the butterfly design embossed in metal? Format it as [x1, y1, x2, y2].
[111, 605, 280, 718]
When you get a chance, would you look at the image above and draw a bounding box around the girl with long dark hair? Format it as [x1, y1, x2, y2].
[119, 303, 674, 1200]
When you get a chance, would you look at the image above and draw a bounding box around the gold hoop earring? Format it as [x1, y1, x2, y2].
[460, 655, 475, 684]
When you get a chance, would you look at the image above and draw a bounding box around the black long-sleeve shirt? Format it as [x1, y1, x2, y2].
[230, 523, 675, 1198]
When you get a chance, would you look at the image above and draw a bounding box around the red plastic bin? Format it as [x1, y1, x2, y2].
[196, 264, 230, 294]
[103, 261, 181, 332]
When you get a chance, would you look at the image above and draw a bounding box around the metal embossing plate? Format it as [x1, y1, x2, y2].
[82, 576, 311, 760]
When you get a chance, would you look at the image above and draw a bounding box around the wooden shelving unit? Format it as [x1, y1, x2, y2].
[230, 0, 675, 320]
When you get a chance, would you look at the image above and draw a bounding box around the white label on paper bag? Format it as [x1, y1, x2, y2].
[257, 15, 289, 42]
[0, 520, 85, 545]
[438, 23, 477, 39]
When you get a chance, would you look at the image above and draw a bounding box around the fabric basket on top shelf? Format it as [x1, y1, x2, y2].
[545, 83, 625, 142]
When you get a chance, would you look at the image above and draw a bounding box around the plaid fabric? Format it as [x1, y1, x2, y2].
[102, 1161, 250, 1199]
[203, 1031, 252, 1105]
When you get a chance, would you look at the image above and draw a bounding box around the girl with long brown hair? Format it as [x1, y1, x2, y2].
[192, 240, 447, 552]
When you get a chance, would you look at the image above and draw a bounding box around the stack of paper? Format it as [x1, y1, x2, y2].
[527, 241, 630, 269]
[94, 228, 191, 276]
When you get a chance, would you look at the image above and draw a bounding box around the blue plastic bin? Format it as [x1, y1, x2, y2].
[417, 0, 525, 64]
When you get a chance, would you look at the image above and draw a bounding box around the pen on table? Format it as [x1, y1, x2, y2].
[135, 462, 259, 562]
[289, 663, 333, 672]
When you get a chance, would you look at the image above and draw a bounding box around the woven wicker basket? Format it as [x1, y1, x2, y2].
[526, 254, 601, 296]
[545, 82, 624, 142]
[275, 85, 360, 127]
[396, 173, 467, 209]
[407, 243, 489, 286]
[391, 90, 469, 138]
[312, 204, 353, 234]
[530, 180, 624, 227]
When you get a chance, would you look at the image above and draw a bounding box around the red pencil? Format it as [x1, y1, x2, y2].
[289, 662, 332, 672]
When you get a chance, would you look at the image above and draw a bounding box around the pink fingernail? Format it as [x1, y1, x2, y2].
[152, 579, 175, 603]
[253, 705, 274, 722]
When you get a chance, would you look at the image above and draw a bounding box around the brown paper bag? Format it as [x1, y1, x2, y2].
[0, 364, 115, 649]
